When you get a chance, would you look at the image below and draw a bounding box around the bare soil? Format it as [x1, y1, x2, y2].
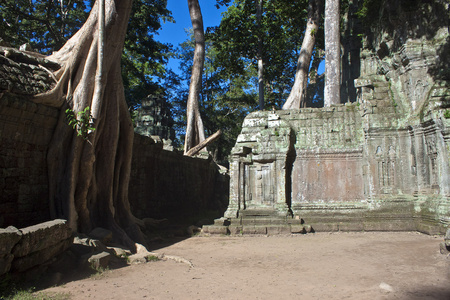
[39, 232, 449, 299]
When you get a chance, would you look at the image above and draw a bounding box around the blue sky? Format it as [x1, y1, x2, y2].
[156, 0, 227, 73]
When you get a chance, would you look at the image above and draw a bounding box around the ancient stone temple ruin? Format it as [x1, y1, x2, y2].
[204, 1, 450, 235]
[134, 94, 176, 150]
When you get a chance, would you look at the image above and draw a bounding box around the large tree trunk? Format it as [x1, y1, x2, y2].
[32, 0, 145, 251]
[324, 0, 340, 107]
[283, 0, 323, 110]
[256, 0, 264, 111]
[184, 0, 207, 155]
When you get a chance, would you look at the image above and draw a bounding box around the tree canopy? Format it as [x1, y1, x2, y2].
[210, 0, 317, 109]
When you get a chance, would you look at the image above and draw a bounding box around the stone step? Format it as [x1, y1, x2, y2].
[202, 223, 312, 236]
[238, 209, 280, 218]
[234, 218, 303, 226]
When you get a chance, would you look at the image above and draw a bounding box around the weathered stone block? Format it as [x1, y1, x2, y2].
[11, 238, 72, 273]
[364, 220, 416, 232]
[439, 242, 450, 255]
[445, 228, 450, 247]
[242, 226, 267, 235]
[201, 225, 228, 235]
[87, 251, 111, 270]
[0, 253, 14, 276]
[228, 226, 243, 235]
[266, 226, 291, 235]
[12, 219, 72, 258]
[310, 223, 339, 232]
[0, 226, 22, 255]
[290, 225, 305, 234]
[338, 222, 364, 231]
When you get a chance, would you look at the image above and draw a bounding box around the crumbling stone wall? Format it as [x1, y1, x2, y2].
[223, 102, 449, 234]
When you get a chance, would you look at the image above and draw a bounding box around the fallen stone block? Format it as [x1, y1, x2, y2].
[439, 242, 450, 255]
[87, 252, 111, 270]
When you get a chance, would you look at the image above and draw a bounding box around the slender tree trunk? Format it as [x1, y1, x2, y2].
[32, 0, 145, 252]
[283, 0, 323, 110]
[256, 0, 264, 111]
[309, 48, 324, 85]
[324, 0, 341, 107]
[184, 0, 207, 155]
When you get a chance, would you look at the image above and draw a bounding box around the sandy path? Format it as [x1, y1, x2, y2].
[40, 232, 450, 299]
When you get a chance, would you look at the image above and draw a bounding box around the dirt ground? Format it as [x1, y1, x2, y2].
[39, 232, 449, 300]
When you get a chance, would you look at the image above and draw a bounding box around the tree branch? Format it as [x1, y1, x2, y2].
[185, 130, 222, 157]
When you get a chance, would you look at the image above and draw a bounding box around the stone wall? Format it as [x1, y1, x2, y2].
[0, 219, 73, 276]
[130, 134, 229, 222]
[0, 94, 59, 228]
[0, 93, 228, 229]
[222, 102, 449, 234]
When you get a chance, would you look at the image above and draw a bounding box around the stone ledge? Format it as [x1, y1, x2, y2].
[0, 219, 73, 276]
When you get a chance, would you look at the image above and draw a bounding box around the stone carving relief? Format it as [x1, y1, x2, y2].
[406, 76, 429, 112]
[375, 144, 396, 193]
[244, 162, 275, 208]
[425, 134, 439, 189]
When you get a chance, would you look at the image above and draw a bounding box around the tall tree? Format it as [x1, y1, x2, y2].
[282, 0, 323, 109]
[174, 31, 257, 161]
[256, 0, 264, 110]
[324, 0, 341, 106]
[33, 0, 144, 251]
[184, 0, 207, 155]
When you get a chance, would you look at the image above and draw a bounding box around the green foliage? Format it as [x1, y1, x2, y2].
[146, 255, 160, 262]
[0, 283, 70, 300]
[0, 0, 90, 54]
[211, 0, 313, 109]
[65, 107, 96, 140]
[356, 0, 383, 24]
[444, 109, 450, 119]
[122, 0, 175, 109]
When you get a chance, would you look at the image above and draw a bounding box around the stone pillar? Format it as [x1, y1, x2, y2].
[224, 158, 241, 218]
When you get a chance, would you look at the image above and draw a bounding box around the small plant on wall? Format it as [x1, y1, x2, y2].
[444, 109, 450, 119]
[65, 106, 96, 141]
